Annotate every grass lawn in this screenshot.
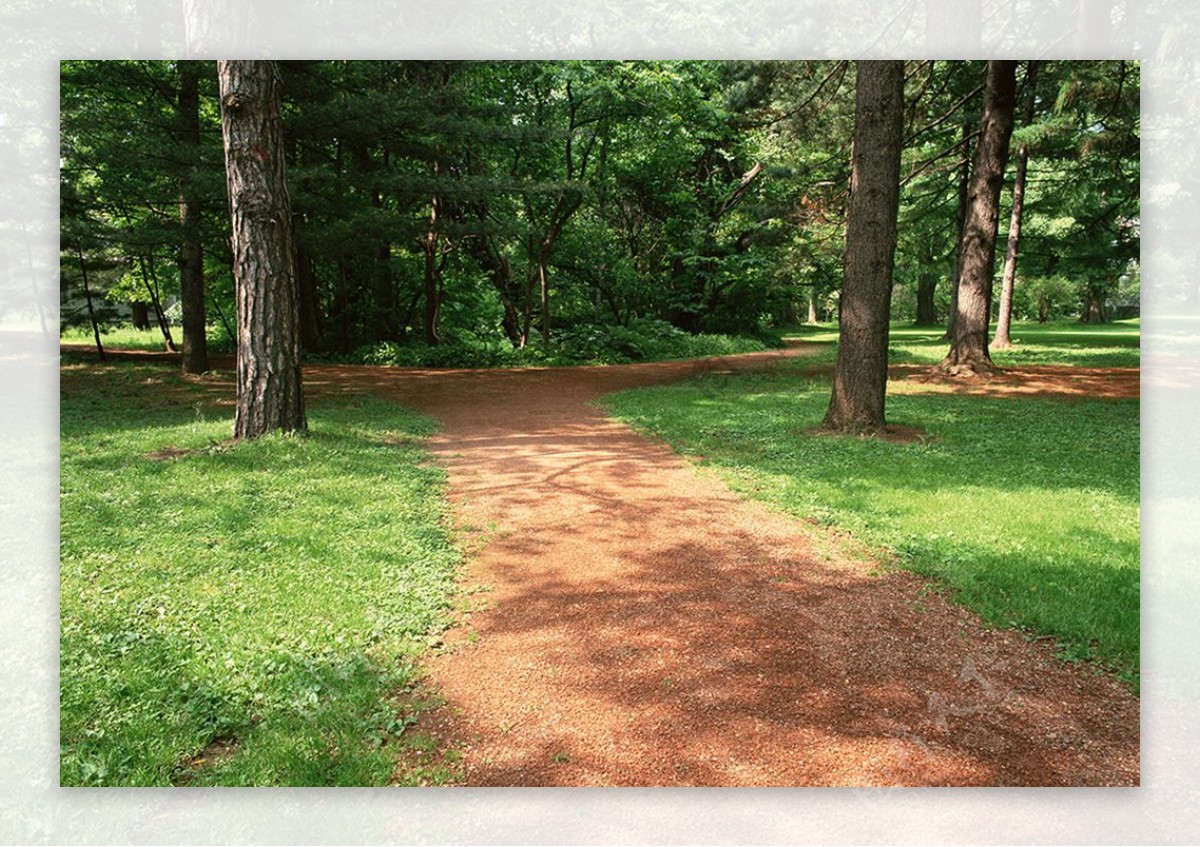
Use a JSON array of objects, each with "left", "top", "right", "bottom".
[
  {"left": 60, "top": 360, "right": 462, "bottom": 786},
  {"left": 61, "top": 323, "right": 234, "bottom": 353},
  {"left": 605, "top": 364, "right": 1140, "bottom": 689},
  {"left": 785, "top": 318, "right": 1141, "bottom": 369}
]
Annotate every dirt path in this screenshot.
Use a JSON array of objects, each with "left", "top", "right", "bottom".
[{"left": 300, "top": 349, "right": 1140, "bottom": 787}]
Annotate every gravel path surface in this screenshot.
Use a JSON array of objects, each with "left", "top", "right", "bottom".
[{"left": 304, "top": 349, "right": 1140, "bottom": 787}]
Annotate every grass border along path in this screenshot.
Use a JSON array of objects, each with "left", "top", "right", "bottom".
[
  {"left": 605, "top": 368, "right": 1140, "bottom": 691},
  {"left": 60, "top": 360, "right": 463, "bottom": 786}
]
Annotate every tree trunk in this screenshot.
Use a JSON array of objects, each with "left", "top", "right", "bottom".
[
  {"left": 1081, "top": 288, "right": 1109, "bottom": 323},
  {"left": 76, "top": 246, "right": 106, "bottom": 362},
  {"left": 295, "top": 241, "right": 323, "bottom": 352},
  {"left": 807, "top": 286, "right": 819, "bottom": 324},
  {"left": 218, "top": 59, "right": 307, "bottom": 438},
  {"left": 938, "top": 60, "right": 1018, "bottom": 376},
  {"left": 538, "top": 244, "right": 551, "bottom": 348},
  {"left": 138, "top": 254, "right": 178, "bottom": 352},
  {"left": 334, "top": 252, "right": 352, "bottom": 352},
  {"left": 178, "top": 60, "right": 208, "bottom": 374},
  {"left": 422, "top": 167, "right": 443, "bottom": 346},
  {"left": 915, "top": 239, "right": 938, "bottom": 325},
  {"left": 993, "top": 61, "right": 1039, "bottom": 351},
  {"left": 130, "top": 301, "right": 150, "bottom": 330},
  {"left": 944, "top": 120, "right": 973, "bottom": 340},
  {"left": 822, "top": 61, "right": 905, "bottom": 435}
]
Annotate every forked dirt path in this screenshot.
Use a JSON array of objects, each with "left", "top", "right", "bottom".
[{"left": 301, "top": 348, "right": 1140, "bottom": 787}]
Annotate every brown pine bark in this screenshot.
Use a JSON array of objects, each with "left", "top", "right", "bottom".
[
  {"left": 218, "top": 59, "right": 307, "bottom": 438},
  {"left": 178, "top": 60, "right": 208, "bottom": 374},
  {"left": 822, "top": 60, "right": 905, "bottom": 435},
  {"left": 993, "top": 61, "right": 1039, "bottom": 351},
  {"left": 938, "top": 60, "right": 1018, "bottom": 376}
]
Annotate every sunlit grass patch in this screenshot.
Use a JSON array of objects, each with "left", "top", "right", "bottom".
[
  {"left": 605, "top": 372, "right": 1139, "bottom": 689},
  {"left": 60, "top": 362, "right": 462, "bottom": 785},
  {"left": 785, "top": 319, "right": 1140, "bottom": 369}
]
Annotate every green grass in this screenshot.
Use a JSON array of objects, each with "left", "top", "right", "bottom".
[
  {"left": 60, "top": 361, "right": 463, "bottom": 785},
  {"left": 61, "top": 322, "right": 235, "bottom": 353},
  {"left": 785, "top": 319, "right": 1141, "bottom": 368},
  {"left": 605, "top": 373, "right": 1140, "bottom": 689}
]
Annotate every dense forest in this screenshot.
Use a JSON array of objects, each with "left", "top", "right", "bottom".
[{"left": 60, "top": 60, "right": 1139, "bottom": 370}]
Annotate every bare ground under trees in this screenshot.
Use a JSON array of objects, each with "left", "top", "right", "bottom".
[{"left": 64, "top": 343, "right": 1141, "bottom": 785}]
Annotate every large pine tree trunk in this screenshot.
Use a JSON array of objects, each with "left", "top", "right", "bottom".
[
  {"left": 822, "top": 60, "right": 905, "bottom": 435},
  {"left": 178, "top": 60, "right": 208, "bottom": 374},
  {"left": 993, "top": 61, "right": 1039, "bottom": 351},
  {"left": 939, "top": 60, "right": 1018, "bottom": 376},
  {"left": 218, "top": 59, "right": 307, "bottom": 438}
]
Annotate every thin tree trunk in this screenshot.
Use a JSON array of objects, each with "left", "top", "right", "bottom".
[
  {"left": 944, "top": 120, "right": 973, "bottom": 340},
  {"left": 218, "top": 59, "right": 306, "bottom": 438},
  {"left": 178, "top": 59, "right": 208, "bottom": 374},
  {"left": 423, "top": 163, "right": 443, "bottom": 346},
  {"left": 76, "top": 246, "right": 106, "bottom": 362},
  {"left": 295, "top": 241, "right": 322, "bottom": 351},
  {"left": 138, "top": 254, "right": 177, "bottom": 352},
  {"left": 334, "top": 252, "right": 351, "bottom": 352},
  {"left": 538, "top": 244, "right": 551, "bottom": 348},
  {"left": 822, "top": 60, "right": 905, "bottom": 435},
  {"left": 938, "top": 60, "right": 1018, "bottom": 376},
  {"left": 807, "top": 286, "right": 819, "bottom": 324},
  {"left": 210, "top": 292, "right": 235, "bottom": 345},
  {"left": 993, "top": 61, "right": 1039, "bottom": 351}
]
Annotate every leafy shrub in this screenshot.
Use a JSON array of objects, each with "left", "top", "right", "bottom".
[{"left": 340, "top": 320, "right": 779, "bottom": 369}]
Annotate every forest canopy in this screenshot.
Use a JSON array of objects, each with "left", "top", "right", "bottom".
[{"left": 59, "top": 60, "right": 1140, "bottom": 365}]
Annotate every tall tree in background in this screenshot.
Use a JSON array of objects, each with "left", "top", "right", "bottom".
[
  {"left": 218, "top": 59, "right": 307, "bottom": 438},
  {"left": 992, "top": 60, "right": 1040, "bottom": 350},
  {"left": 177, "top": 60, "right": 208, "bottom": 374},
  {"left": 822, "top": 61, "right": 905, "bottom": 435},
  {"left": 938, "top": 60, "right": 1018, "bottom": 376}
]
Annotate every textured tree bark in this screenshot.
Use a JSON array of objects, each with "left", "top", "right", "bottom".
[
  {"left": 178, "top": 60, "right": 208, "bottom": 374},
  {"left": 938, "top": 60, "right": 1018, "bottom": 376},
  {"left": 822, "top": 60, "right": 905, "bottom": 435},
  {"left": 993, "top": 61, "right": 1039, "bottom": 351},
  {"left": 218, "top": 59, "right": 307, "bottom": 438}
]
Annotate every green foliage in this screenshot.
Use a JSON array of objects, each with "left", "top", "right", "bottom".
[
  {"left": 61, "top": 60, "right": 1138, "bottom": 355},
  {"left": 347, "top": 319, "right": 778, "bottom": 368},
  {"left": 606, "top": 374, "right": 1140, "bottom": 688},
  {"left": 60, "top": 362, "right": 462, "bottom": 785}
]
